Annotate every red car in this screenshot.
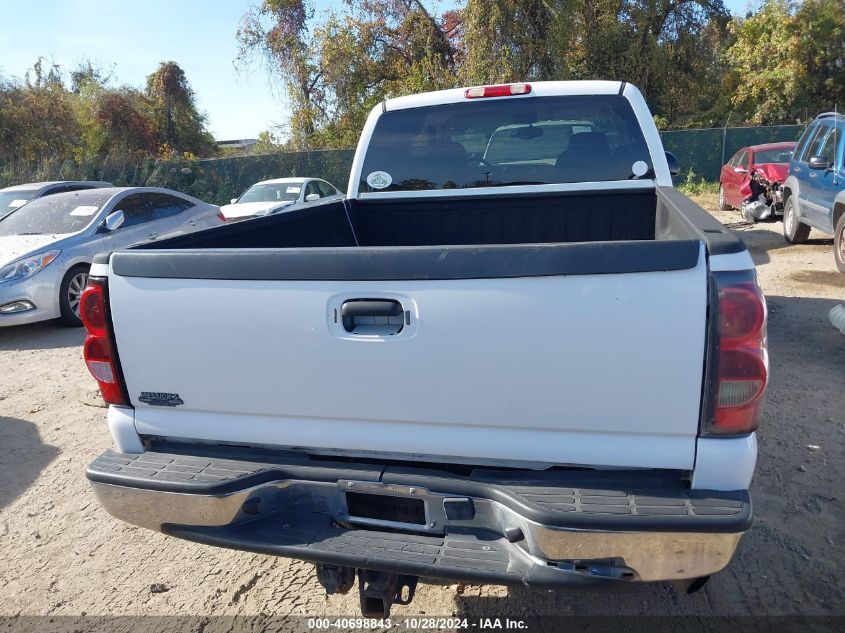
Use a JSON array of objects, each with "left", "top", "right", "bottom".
[{"left": 719, "top": 142, "right": 796, "bottom": 211}]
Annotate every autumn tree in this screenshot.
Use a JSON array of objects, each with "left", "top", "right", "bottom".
[
  {"left": 0, "top": 59, "right": 216, "bottom": 164},
  {"left": 145, "top": 61, "right": 216, "bottom": 156}
]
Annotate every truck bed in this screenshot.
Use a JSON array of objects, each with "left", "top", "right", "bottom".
[{"left": 137, "top": 187, "right": 743, "bottom": 255}]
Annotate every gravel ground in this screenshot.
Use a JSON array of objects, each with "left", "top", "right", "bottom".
[{"left": 0, "top": 193, "right": 843, "bottom": 629}]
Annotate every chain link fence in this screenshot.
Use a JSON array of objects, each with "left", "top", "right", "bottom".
[
  {"left": 1, "top": 125, "right": 806, "bottom": 204},
  {"left": 149, "top": 149, "right": 356, "bottom": 205},
  {"left": 660, "top": 124, "right": 804, "bottom": 182},
  {"left": 0, "top": 149, "right": 356, "bottom": 207}
]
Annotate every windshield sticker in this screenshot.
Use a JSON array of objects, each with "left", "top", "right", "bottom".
[
  {"left": 69, "top": 205, "right": 99, "bottom": 217},
  {"left": 632, "top": 161, "right": 649, "bottom": 177},
  {"left": 286, "top": 186, "right": 301, "bottom": 194},
  {"left": 8, "top": 199, "right": 28, "bottom": 209},
  {"left": 366, "top": 171, "right": 392, "bottom": 190}
]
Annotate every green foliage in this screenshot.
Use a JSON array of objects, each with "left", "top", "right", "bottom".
[
  {"left": 0, "top": 59, "right": 216, "bottom": 167},
  {"left": 676, "top": 169, "right": 720, "bottom": 195},
  {"left": 723, "top": 0, "right": 845, "bottom": 125},
  {"left": 237, "top": 0, "right": 740, "bottom": 147},
  {"left": 238, "top": 0, "right": 843, "bottom": 146},
  {"left": 238, "top": 0, "right": 459, "bottom": 150}
]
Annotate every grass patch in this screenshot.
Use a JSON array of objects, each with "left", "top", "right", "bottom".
[{"left": 676, "top": 170, "right": 719, "bottom": 196}]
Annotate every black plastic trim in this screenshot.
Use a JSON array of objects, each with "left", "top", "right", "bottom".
[
  {"left": 109, "top": 240, "right": 700, "bottom": 281},
  {"left": 655, "top": 187, "right": 747, "bottom": 256},
  {"left": 164, "top": 517, "right": 629, "bottom": 589}
]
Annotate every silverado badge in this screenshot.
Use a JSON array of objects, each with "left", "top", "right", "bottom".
[{"left": 139, "top": 392, "right": 184, "bottom": 407}]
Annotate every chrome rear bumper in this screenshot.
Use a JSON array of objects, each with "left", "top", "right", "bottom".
[{"left": 88, "top": 446, "right": 749, "bottom": 586}]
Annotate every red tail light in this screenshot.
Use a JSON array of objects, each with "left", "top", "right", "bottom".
[
  {"left": 465, "top": 83, "right": 531, "bottom": 99},
  {"left": 217, "top": 211, "right": 226, "bottom": 222},
  {"left": 707, "top": 271, "right": 768, "bottom": 435},
  {"left": 80, "top": 277, "right": 129, "bottom": 406}
]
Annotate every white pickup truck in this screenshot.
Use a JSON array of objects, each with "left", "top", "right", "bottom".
[{"left": 82, "top": 81, "right": 767, "bottom": 616}]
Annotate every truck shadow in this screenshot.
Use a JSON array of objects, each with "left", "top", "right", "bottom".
[
  {"left": 790, "top": 270, "right": 845, "bottom": 289},
  {"left": 0, "top": 321, "right": 85, "bottom": 351},
  {"left": 0, "top": 416, "right": 59, "bottom": 511},
  {"left": 722, "top": 219, "right": 833, "bottom": 266}
]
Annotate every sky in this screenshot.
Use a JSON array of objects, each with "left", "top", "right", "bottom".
[{"left": 1, "top": 0, "right": 755, "bottom": 141}]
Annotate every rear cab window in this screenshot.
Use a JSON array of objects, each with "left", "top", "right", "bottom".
[{"left": 359, "top": 95, "right": 652, "bottom": 192}]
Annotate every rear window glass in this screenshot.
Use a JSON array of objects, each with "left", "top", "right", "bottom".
[
  {"left": 359, "top": 95, "right": 652, "bottom": 192},
  {"left": 0, "top": 190, "right": 112, "bottom": 236},
  {"left": 0, "top": 190, "right": 37, "bottom": 221},
  {"left": 753, "top": 148, "right": 794, "bottom": 163},
  {"left": 238, "top": 183, "right": 301, "bottom": 203}
]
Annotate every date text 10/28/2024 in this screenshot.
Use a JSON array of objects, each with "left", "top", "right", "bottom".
[{"left": 307, "top": 617, "right": 529, "bottom": 630}]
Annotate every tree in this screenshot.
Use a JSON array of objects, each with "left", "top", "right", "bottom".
[
  {"left": 238, "top": 0, "right": 738, "bottom": 146},
  {"left": 460, "top": 0, "right": 573, "bottom": 84},
  {"left": 723, "top": 0, "right": 845, "bottom": 125},
  {"left": 237, "top": 0, "right": 459, "bottom": 149},
  {"left": 0, "top": 58, "right": 217, "bottom": 166},
  {"left": 253, "top": 129, "right": 284, "bottom": 153},
  {"left": 145, "top": 61, "right": 216, "bottom": 155},
  {"left": 0, "top": 59, "right": 80, "bottom": 161}
]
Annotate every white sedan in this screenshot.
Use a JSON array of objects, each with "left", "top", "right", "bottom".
[{"left": 220, "top": 177, "right": 344, "bottom": 222}]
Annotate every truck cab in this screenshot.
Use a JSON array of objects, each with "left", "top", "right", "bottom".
[{"left": 782, "top": 112, "right": 845, "bottom": 271}]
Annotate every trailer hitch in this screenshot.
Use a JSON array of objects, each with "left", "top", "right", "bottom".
[{"left": 357, "top": 570, "right": 418, "bottom": 617}]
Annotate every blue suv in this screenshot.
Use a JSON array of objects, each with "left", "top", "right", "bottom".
[{"left": 782, "top": 112, "right": 845, "bottom": 272}]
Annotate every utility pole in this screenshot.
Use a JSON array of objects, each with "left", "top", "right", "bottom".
[{"left": 721, "top": 111, "right": 734, "bottom": 167}]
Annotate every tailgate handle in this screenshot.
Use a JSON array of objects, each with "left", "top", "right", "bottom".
[{"left": 341, "top": 299, "right": 405, "bottom": 335}]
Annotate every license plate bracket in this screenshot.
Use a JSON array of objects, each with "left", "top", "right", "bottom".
[{"left": 345, "top": 491, "right": 426, "bottom": 526}]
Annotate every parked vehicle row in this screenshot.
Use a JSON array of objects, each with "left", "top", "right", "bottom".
[
  {"left": 0, "top": 175, "right": 345, "bottom": 327},
  {"left": 0, "top": 187, "right": 222, "bottom": 326},
  {"left": 719, "top": 142, "right": 795, "bottom": 219},
  {"left": 718, "top": 113, "right": 845, "bottom": 272}
]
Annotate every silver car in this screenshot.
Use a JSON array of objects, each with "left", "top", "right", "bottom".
[
  {"left": 220, "top": 177, "right": 344, "bottom": 222},
  {"left": 0, "top": 181, "right": 112, "bottom": 222},
  {"left": 0, "top": 187, "right": 222, "bottom": 327}
]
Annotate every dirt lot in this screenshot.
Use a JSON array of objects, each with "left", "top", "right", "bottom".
[{"left": 1, "top": 193, "right": 843, "bottom": 628}]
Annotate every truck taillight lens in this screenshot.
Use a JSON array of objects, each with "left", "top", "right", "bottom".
[
  {"left": 708, "top": 271, "right": 768, "bottom": 435},
  {"left": 80, "top": 277, "right": 129, "bottom": 406},
  {"left": 464, "top": 83, "right": 531, "bottom": 99}
]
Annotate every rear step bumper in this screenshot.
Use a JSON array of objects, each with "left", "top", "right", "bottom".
[{"left": 86, "top": 446, "right": 751, "bottom": 587}]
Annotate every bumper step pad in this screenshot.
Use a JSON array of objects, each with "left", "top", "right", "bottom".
[{"left": 165, "top": 511, "right": 614, "bottom": 587}]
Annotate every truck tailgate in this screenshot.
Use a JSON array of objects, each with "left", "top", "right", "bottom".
[{"left": 106, "top": 244, "right": 708, "bottom": 470}]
